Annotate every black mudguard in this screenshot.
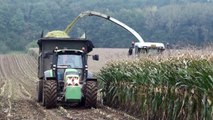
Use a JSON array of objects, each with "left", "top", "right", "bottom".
[{"left": 87, "top": 71, "right": 97, "bottom": 81}]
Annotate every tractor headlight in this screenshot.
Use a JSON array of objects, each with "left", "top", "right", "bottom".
[
  {"left": 67, "top": 79, "right": 72, "bottom": 85},
  {"left": 73, "top": 78, "right": 79, "bottom": 85}
]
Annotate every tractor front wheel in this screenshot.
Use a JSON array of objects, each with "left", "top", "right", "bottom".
[
  {"left": 43, "top": 80, "right": 57, "bottom": 109},
  {"left": 84, "top": 81, "right": 97, "bottom": 108}
]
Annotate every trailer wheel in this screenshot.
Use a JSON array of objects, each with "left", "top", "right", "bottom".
[
  {"left": 43, "top": 80, "right": 57, "bottom": 109},
  {"left": 36, "top": 80, "right": 43, "bottom": 102},
  {"left": 85, "top": 81, "right": 97, "bottom": 108}
]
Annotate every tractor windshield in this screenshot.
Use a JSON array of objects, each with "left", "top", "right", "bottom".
[{"left": 57, "top": 54, "right": 83, "bottom": 68}]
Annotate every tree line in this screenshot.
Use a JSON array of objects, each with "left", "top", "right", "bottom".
[{"left": 0, "top": 0, "right": 212, "bottom": 53}]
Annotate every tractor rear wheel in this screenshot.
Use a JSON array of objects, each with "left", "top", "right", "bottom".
[
  {"left": 36, "top": 80, "right": 43, "bottom": 102},
  {"left": 85, "top": 81, "right": 97, "bottom": 108},
  {"left": 43, "top": 80, "right": 57, "bottom": 109}
]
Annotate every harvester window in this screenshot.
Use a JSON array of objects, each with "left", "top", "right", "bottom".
[
  {"left": 148, "top": 49, "right": 159, "bottom": 54},
  {"left": 138, "top": 48, "right": 148, "bottom": 54},
  {"left": 57, "top": 55, "right": 83, "bottom": 68}
]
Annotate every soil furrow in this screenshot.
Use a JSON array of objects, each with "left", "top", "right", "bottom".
[
  {"left": 6, "top": 78, "right": 12, "bottom": 119},
  {"left": 0, "top": 55, "right": 45, "bottom": 119},
  {"left": 13, "top": 55, "right": 37, "bottom": 82},
  {"left": 0, "top": 80, "right": 12, "bottom": 119},
  {"left": 0, "top": 80, "right": 6, "bottom": 96}
]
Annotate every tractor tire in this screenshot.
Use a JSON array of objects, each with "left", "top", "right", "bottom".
[
  {"left": 43, "top": 80, "right": 57, "bottom": 109},
  {"left": 84, "top": 81, "right": 97, "bottom": 108},
  {"left": 36, "top": 80, "right": 43, "bottom": 102}
]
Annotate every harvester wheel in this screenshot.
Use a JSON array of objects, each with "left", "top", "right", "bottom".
[
  {"left": 36, "top": 80, "right": 43, "bottom": 102},
  {"left": 85, "top": 81, "right": 97, "bottom": 108},
  {"left": 43, "top": 80, "right": 57, "bottom": 109}
]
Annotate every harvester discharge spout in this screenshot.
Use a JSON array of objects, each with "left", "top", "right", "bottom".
[{"left": 64, "top": 11, "right": 145, "bottom": 43}]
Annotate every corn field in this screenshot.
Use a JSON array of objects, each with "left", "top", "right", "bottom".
[{"left": 98, "top": 52, "right": 213, "bottom": 120}]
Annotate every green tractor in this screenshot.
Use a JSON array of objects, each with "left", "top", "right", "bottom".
[{"left": 36, "top": 38, "right": 99, "bottom": 108}]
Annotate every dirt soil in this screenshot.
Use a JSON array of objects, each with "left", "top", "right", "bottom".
[{"left": 0, "top": 53, "right": 137, "bottom": 120}]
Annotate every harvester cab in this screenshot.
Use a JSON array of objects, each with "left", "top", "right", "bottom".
[
  {"left": 128, "top": 42, "right": 165, "bottom": 56},
  {"left": 36, "top": 38, "right": 99, "bottom": 109}
]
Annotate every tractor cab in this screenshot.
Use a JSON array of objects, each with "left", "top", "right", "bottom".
[
  {"left": 57, "top": 53, "right": 83, "bottom": 85},
  {"left": 52, "top": 49, "right": 85, "bottom": 82}
]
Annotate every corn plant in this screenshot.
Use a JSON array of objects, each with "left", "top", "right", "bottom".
[{"left": 98, "top": 54, "right": 213, "bottom": 119}]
